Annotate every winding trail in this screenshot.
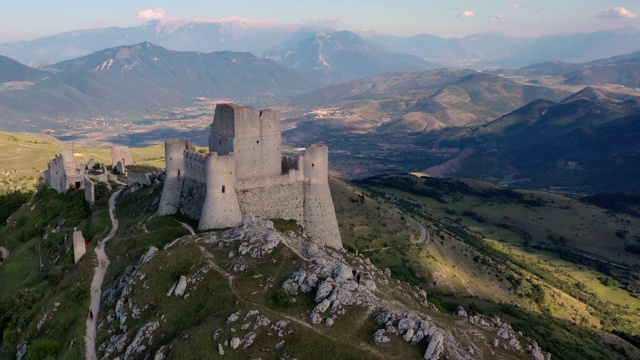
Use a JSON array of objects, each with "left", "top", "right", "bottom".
[
  {"left": 85, "top": 188, "right": 123, "bottom": 360},
  {"left": 176, "top": 221, "right": 195, "bottom": 236},
  {"left": 361, "top": 209, "right": 428, "bottom": 253}
]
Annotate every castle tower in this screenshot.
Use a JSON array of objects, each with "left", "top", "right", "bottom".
[
  {"left": 158, "top": 138, "right": 194, "bottom": 215},
  {"left": 198, "top": 153, "right": 242, "bottom": 230},
  {"left": 209, "top": 104, "right": 281, "bottom": 180},
  {"left": 302, "top": 144, "right": 342, "bottom": 249}
]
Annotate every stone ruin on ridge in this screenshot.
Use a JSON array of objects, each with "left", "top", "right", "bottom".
[{"left": 158, "top": 103, "right": 343, "bottom": 249}]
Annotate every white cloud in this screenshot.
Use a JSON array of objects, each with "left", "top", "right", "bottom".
[
  {"left": 508, "top": 4, "right": 528, "bottom": 10},
  {"left": 457, "top": 10, "right": 476, "bottom": 19},
  {"left": 489, "top": 15, "right": 506, "bottom": 23},
  {"left": 136, "top": 8, "right": 167, "bottom": 20},
  {"left": 597, "top": 7, "right": 638, "bottom": 19}
]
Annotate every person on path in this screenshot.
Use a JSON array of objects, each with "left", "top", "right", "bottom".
[
  {"left": 356, "top": 273, "right": 361, "bottom": 286},
  {"left": 352, "top": 269, "right": 357, "bottom": 279},
  {"left": 89, "top": 311, "right": 93, "bottom": 320}
]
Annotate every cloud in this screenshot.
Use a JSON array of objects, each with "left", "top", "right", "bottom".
[
  {"left": 597, "top": 7, "right": 638, "bottom": 19},
  {"left": 508, "top": 4, "right": 528, "bottom": 10},
  {"left": 136, "top": 8, "right": 167, "bottom": 20},
  {"left": 489, "top": 15, "right": 506, "bottom": 23},
  {"left": 457, "top": 10, "right": 476, "bottom": 19}
]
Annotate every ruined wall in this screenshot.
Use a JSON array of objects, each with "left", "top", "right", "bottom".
[
  {"left": 199, "top": 153, "right": 242, "bottom": 230},
  {"left": 210, "top": 104, "right": 281, "bottom": 180},
  {"left": 158, "top": 139, "right": 194, "bottom": 215},
  {"left": 111, "top": 146, "right": 133, "bottom": 166},
  {"left": 236, "top": 171, "right": 305, "bottom": 223},
  {"left": 45, "top": 149, "right": 77, "bottom": 193},
  {"left": 84, "top": 177, "right": 95, "bottom": 204},
  {"left": 127, "top": 173, "right": 151, "bottom": 186},
  {"left": 302, "top": 144, "right": 342, "bottom": 249},
  {"left": 73, "top": 230, "right": 86, "bottom": 264},
  {"left": 115, "top": 161, "right": 126, "bottom": 175}
]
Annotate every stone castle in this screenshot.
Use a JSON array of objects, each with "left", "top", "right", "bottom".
[{"left": 158, "top": 103, "right": 342, "bottom": 249}]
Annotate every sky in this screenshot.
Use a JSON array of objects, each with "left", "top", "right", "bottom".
[{"left": 2, "top": 1, "right": 640, "bottom": 43}]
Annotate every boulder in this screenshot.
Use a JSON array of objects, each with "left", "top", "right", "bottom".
[
  {"left": 242, "top": 331, "right": 256, "bottom": 349},
  {"left": 174, "top": 276, "right": 188, "bottom": 297},
  {"left": 454, "top": 305, "right": 467, "bottom": 318},
  {"left": 332, "top": 264, "right": 352, "bottom": 282},
  {"left": 315, "top": 280, "right": 334, "bottom": 302},
  {"left": 230, "top": 337, "right": 240, "bottom": 349},
  {"left": 314, "top": 299, "right": 331, "bottom": 314},
  {"left": 364, "top": 280, "right": 376, "bottom": 292},
  {"left": 372, "top": 329, "right": 391, "bottom": 344},
  {"left": 423, "top": 331, "right": 444, "bottom": 360}
]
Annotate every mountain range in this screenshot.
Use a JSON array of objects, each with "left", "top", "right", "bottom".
[
  {"left": 4, "top": 19, "right": 640, "bottom": 69},
  {"left": 263, "top": 30, "right": 437, "bottom": 81},
  {"left": 429, "top": 87, "right": 640, "bottom": 192},
  {"left": 0, "top": 43, "right": 317, "bottom": 131},
  {"left": 288, "top": 69, "right": 570, "bottom": 133}
]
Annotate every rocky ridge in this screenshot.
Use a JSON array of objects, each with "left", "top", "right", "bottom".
[{"left": 95, "top": 216, "right": 551, "bottom": 359}]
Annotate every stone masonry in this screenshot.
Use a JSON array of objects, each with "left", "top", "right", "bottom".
[{"left": 158, "top": 103, "right": 342, "bottom": 249}]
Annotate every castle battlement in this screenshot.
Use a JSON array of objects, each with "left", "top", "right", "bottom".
[{"left": 159, "top": 103, "right": 342, "bottom": 249}]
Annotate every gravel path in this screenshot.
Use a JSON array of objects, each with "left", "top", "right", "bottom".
[{"left": 85, "top": 188, "right": 123, "bottom": 360}]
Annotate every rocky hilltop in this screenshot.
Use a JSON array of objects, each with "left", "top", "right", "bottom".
[{"left": 96, "top": 203, "right": 551, "bottom": 359}]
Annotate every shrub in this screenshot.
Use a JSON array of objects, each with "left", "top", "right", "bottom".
[
  {"left": 25, "top": 338, "right": 60, "bottom": 360},
  {"left": 68, "top": 284, "right": 89, "bottom": 303},
  {"left": 272, "top": 289, "right": 295, "bottom": 308}
]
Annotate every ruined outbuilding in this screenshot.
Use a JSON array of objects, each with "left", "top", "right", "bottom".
[
  {"left": 111, "top": 146, "right": 133, "bottom": 167},
  {"left": 158, "top": 103, "right": 342, "bottom": 249},
  {"left": 42, "top": 149, "right": 87, "bottom": 193}
]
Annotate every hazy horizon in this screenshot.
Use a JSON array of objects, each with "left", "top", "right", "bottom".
[{"left": 2, "top": 1, "right": 640, "bottom": 43}]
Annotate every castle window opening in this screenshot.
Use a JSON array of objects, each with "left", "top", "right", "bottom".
[
  {"left": 257, "top": 140, "right": 259, "bottom": 144},
  {"left": 222, "top": 185, "right": 226, "bottom": 193}
]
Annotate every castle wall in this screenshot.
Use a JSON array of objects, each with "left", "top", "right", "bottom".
[
  {"left": 111, "top": 146, "right": 133, "bottom": 166},
  {"left": 179, "top": 177, "right": 207, "bottom": 220},
  {"left": 84, "top": 177, "right": 95, "bottom": 203},
  {"left": 158, "top": 139, "right": 194, "bottom": 215},
  {"left": 236, "top": 171, "right": 305, "bottom": 223},
  {"left": 302, "top": 144, "right": 342, "bottom": 249},
  {"left": 184, "top": 151, "right": 208, "bottom": 183},
  {"left": 199, "top": 153, "right": 242, "bottom": 230}
]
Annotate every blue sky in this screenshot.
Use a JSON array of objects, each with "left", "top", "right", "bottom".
[{"left": 2, "top": 1, "right": 640, "bottom": 42}]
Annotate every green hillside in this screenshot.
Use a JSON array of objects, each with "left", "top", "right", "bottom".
[{"left": 2, "top": 132, "right": 640, "bottom": 360}]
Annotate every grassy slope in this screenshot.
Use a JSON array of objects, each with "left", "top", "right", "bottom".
[
  {"left": 0, "top": 131, "right": 166, "bottom": 194},
  {"left": 352, "top": 174, "right": 640, "bottom": 358},
  {"left": 0, "top": 188, "right": 114, "bottom": 358}
]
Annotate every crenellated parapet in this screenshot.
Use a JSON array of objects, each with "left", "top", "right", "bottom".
[{"left": 184, "top": 151, "right": 208, "bottom": 183}]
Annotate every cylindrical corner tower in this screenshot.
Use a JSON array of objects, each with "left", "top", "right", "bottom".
[
  {"left": 158, "top": 138, "right": 193, "bottom": 215},
  {"left": 303, "top": 144, "right": 343, "bottom": 249},
  {"left": 198, "top": 153, "right": 243, "bottom": 230}
]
